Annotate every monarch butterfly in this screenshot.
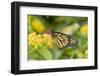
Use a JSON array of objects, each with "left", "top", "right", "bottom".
[{"left": 51, "top": 31, "right": 78, "bottom": 49}]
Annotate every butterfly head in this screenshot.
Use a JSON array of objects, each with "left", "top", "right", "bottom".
[
  {"left": 44, "top": 29, "right": 52, "bottom": 34},
  {"left": 43, "top": 29, "right": 55, "bottom": 38},
  {"left": 51, "top": 30, "right": 56, "bottom": 37}
]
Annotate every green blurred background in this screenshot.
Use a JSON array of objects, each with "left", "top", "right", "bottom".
[{"left": 28, "top": 15, "right": 88, "bottom": 61}]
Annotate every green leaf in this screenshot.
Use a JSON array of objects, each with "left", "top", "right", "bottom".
[
  {"left": 37, "top": 47, "right": 52, "bottom": 60},
  {"left": 28, "top": 51, "right": 46, "bottom": 60},
  {"left": 51, "top": 45, "right": 64, "bottom": 59},
  {"left": 28, "top": 44, "right": 36, "bottom": 54},
  {"left": 28, "top": 45, "right": 52, "bottom": 60}
]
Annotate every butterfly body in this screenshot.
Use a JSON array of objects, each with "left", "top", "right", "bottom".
[{"left": 51, "top": 31, "right": 78, "bottom": 49}]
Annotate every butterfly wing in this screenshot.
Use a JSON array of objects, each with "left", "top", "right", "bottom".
[
  {"left": 53, "top": 32, "right": 70, "bottom": 48},
  {"left": 51, "top": 31, "right": 78, "bottom": 49}
]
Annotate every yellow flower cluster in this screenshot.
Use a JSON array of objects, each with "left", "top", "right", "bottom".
[
  {"left": 32, "top": 19, "right": 45, "bottom": 33},
  {"left": 28, "top": 32, "right": 53, "bottom": 49},
  {"left": 80, "top": 24, "right": 88, "bottom": 36}
]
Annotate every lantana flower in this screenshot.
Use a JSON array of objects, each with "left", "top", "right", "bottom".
[
  {"left": 28, "top": 32, "right": 53, "bottom": 49},
  {"left": 80, "top": 24, "right": 88, "bottom": 36}
]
